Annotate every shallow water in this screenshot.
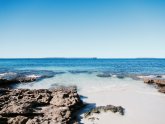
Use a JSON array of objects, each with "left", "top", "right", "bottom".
[{"left": 1, "top": 58, "right": 165, "bottom": 124}]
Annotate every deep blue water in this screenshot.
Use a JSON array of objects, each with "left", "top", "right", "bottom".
[{"left": 0, "top": 58, "right": 165, "bottom": 75}]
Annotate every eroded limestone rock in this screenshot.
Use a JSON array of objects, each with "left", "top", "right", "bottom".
[{"left": 0, "top": 87, "right": 83, "bottom": 124}]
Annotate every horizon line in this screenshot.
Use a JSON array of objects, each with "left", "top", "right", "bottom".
[{"left": 0, "top": 57, "right": 165, "bottom": 59}]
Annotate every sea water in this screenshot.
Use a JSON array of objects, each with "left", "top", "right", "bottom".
[
  {"left": 0, "top": 58, "right": 165, "bottom": 90},
  {"left": 0, "top": 58, "right": 165, "bottom": 74},
  {"left": 0, "top": 58, "right": 165, "bottom": 124}
]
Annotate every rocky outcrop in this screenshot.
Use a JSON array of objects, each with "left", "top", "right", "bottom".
[
  {"left": 0, "top": 86, "right": 84, "bottom": 124},
  {"left": 144, "top": 78, "right": 165, "bottom": 86},
  {"left": 84, "top": 105, "right": 125, "bottom": 118},
  {"left": 143, "top": 77, "right": 165, "bottom": 93},
  {"left": 0, "top": 70, "right": 64, "bottom": 87}
]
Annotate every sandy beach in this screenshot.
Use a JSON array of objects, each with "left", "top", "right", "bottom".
[{"left": 80, "top": 84, "right": 165, "bottom": 124}]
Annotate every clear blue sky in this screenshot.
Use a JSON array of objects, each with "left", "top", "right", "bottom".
[{"left": 0, "top": 0, "right": 165, "bottom": 58}]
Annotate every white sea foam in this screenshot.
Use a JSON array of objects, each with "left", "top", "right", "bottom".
[
  {"left": 137, "top": 75, "right": 155, "bottom": 79},
  {"left": 137, "top": 75, "right": 165, "bottom": 79},
  {"left": 0, "top": 72, "right": 17, "bottom": 78},
  {"left": 26, "top": 74, "right": 41, "bottom": 78}
]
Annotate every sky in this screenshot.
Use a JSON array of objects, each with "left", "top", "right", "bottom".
[{"left": 0, "top": 0, "right": 165, "bottom": 58}]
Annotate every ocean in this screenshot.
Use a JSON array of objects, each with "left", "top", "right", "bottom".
[
  {"left": 0, "top": 58, "right": 165, "bottom": 75},
  {"left": 0, "top": 58, "right": 164, "bottom": 92}
]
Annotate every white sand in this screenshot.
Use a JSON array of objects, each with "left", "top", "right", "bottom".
[{"left": 79, "top": 80, "right": 165, "bottom": 124}]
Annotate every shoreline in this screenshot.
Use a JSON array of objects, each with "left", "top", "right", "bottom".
[
  {"left": 0, "top": 86, "right": 126, "bottom": 124},
  {"left": 0, "top": 71, "right": 165, "bottom": 124}
]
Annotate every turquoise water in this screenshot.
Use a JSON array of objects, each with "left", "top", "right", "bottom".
[
  {"left": 0, "top": 58, "right": 165, "bottom": 75},
  {"left": 0, "top": 58, "right": 165, "bottom": 89}
]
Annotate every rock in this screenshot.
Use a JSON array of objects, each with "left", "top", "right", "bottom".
[
  {"left": 156, "top": 75, "right": 162, "bottom": 78},
  {"left": 0, "top": 70, "right": 56, "bottom": 86},
  {"left": 144, "top": 78, "right": 165, "bottom": 86},
  {"left": 144, "top": 79, "right": 155, "bottom": 84},
  {"left": 84, "top": 105, "right": 125, "bottom": 118},
  {"left": 116, "top": 75, "right": 125, "bottom": 79},
  {"left": 116, "top": 106, "right": 125, "bottom": 115},
  {"left": 0, "top": 87, "right": 84, "bottom": 124},
  {"left": 8, "top": 116, "right": 28, "bottom": 124},
  {"left": 88, "top": 117, "right": 99, "bottom": 121},
  {"left": 143, "top": 77, "right": 165, "bottom": 94},
  {"left": 69, "top": 70, "right": 92, "bottom": 74},
  {"left": 154, "top": 79, "right": 165, "bottom": 87},
  {"left": 96, "top": 73, "right": 111, "bottom": 78},
  {"left": 159, "top": 87, "right": 165, "bottom": 93}
]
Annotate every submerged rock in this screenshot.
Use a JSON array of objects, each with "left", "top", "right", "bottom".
[
  {"left": 156, "top": 75, "right": 162, "bottom": 78},
  {"left": 84, "top": 105, "right": 125, "bottom": 118},
  {"left": 0, "top": 87, "right": 84, "bottom": 124},
  {"left": 68, "top": 70, "right": 92, "bottom": 74},
  {"left": 0, "top": 70, "right": 57, "bottom": 86},
  {"left": 96, "top": 73, "right": 112, "bottom": 78},
  {"left": 116, "top": 75, "right": 125, "bottom": 79}
]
